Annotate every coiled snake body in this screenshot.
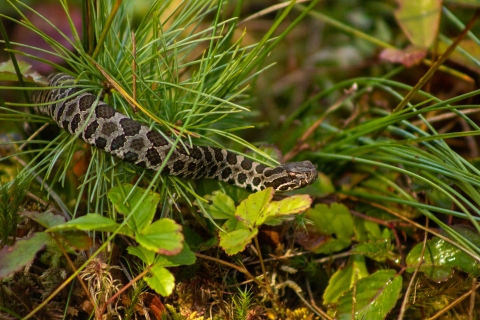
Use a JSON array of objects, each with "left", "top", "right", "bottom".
[{"left": 33, "top": 73, "right": 317, "bottom": 191}]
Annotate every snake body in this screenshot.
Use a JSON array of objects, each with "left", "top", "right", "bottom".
[{"left": 33, "top": 73, "right": 317, "bottom": 191}]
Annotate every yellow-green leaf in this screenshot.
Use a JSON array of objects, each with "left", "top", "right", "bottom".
[
  {"left": 108, "top": 184, "right": 160, "bottom": 232},
  {"left": 145, "top": 265, "right": 175, "bottom": 297},
  {"left": 235, "top": 188, "right": 273, "bottom": 228},
  {"left": 267, "top": 194, "right": 312, "bottom": 216},
  {"left": 138, "top": 218, "right": 184, "bottom": 255},
  {"left": 394, "top": 0, "right": 441, "bottom": 48},
  {"left": 219, "top": 228, "right": 258, "bottom": 255},
  {"left": 204, "top": 191, "right": 236, "bottom": 219}
]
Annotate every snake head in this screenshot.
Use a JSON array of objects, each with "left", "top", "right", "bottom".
[{"left": 265, "top": 160, "right": 318, "bottom": 192}]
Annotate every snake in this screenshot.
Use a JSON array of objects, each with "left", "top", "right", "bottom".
[{"left": 32, "top": 73, "right": 317, "bottom": 192}]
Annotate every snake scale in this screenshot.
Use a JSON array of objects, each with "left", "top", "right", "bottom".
[{"left": 33, "top": 73, "right": 317, "bottom": 192}]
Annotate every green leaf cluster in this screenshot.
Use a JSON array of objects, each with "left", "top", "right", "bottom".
[
  {"left": 301, "top": 203, "right": 393, "bottom": 255},
  {"left": 204, "top": 188, "right": 312, "bottom": 255},
  {"left": 49, "top": 184, "right": 194, "bottom": 296}
]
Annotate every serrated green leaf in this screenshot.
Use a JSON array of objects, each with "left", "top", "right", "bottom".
[
  {"left": 108, "top": 184, "right": 160, "bottom": 232},
  {"left": 204, "top": 191, "right": 236, "bottom": 219},
  {"left": 222, "top": 216, "right": 242, "bottom": 233},
  {"left": 307, "top": 203, "right": 354, "bottom": 239},
  {"left": 235, "top": 188, "right": 273, "bottom": 228},
  {"left": 270, "top": 194, "right": 312, "bottom": 216},
  {"left": 128, "top": 242, "right": 195, "bottom": 267},
  {"left": 127, "top": 245, "right": 156, "bottom": 265},
  {"left": 137, "top": 218, "right": 183, "bottom": 255},
  {"left": 336, "top": 269, "right": 402, "bottom": 320},
  {"left": 145, "top": 265, "right": 175, "bottom": 297},
  {"left": 263, "top": 194, "right": 312, "bottom": 225},
  {"left": 219, "top": 228, "right": 258, "bottom": 255},
  {"left": 303, "top": 203, "right": 354, "bottom": 254},
  {"left": 323, "top": 255, "right": 369, "bottom": 304},
  {"left": 46, "top": 213, "right": 133, "bottom": 237},
  {"left": 352, "top": 239, "right": 400, "bottom": 263},
  {"left": 206, "top": 183, "right": 250, "bottom": 204},
  {"left": 352, "top": 215, "right": 384, "bottom": 242},
  {"left": 155, "top": 243, "right": 196, "bottom": 267},
  {"left": 406, "top": 236, "right": 480, "bottom": 281},
  {"left": 0, "top": 232, "right": 50, "bottom": 279}
]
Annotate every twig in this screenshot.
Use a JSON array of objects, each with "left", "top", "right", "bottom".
[
  {"left": 253, "top": 235, "right": 273, "bottom": 296},
  {"left": 397, "top": 219, "right": 429, "bottom": 320},
  {"left": 99, "top": 266, "right": 152, "bottom": 316},
  {"left": 280, "top": 279, "right": 328, "bottom": 319},
  {"left": 411, "top": 108, "right": 480, "bottom": 126},
  {"left": 313, "top": 251, "right": 351, "bottom": 264},
  {"left": 195, "top": 253, "right": 265, "bottom": 288},
  {"left": 18, "top": 123, "right": 49, "bottom": 151},
  {"left": 352, "top": 268, "right": 358, "bottom": 319},
  {"left": 392, "top": 8, "right": 480, "bottom": 114},
  {"left": 306, "top": 278, "right": 332, "bottom": 319},
  {"left": 52, "top": 234, "right": 95, "bottom": 314},
  {"left": 468, "top": 277, "right": 476, "bottom": 320},
  {"left": 245, "top": 250, "right": 310, "bottom": 265}
]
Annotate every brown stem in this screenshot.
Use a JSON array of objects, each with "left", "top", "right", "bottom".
[
  {"left": 253, "top": 235, "right": 273, "bottom": 296},
  {"left": 398, "top": 220, "right": 429, "bottom": 320},
  {"left": 52, "top": 235, "right": 96, "bottom": 314},
  {"left": 98, "top": 266, "right": 151, "bottom": 316},
  {"left": 194, "top": 253, "right": 265, "bottom": 287}
]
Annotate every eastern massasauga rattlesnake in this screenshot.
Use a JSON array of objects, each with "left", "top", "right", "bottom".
[{"left": 33, "top": 73, "right": 317, "bottom": 192}]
